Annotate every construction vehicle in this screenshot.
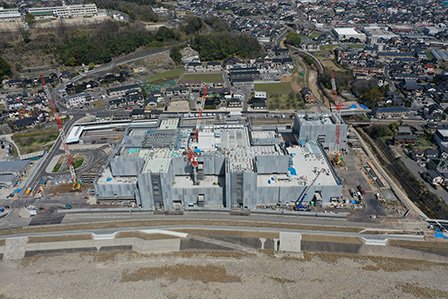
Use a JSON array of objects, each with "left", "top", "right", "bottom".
[
  {"left": 330, "top": 68, "right": 344, "bottom": 167},
  {"left": 40, "top": 76, "right": 81, "bottom": 191},
  {"left": 294, "top": 171, "right": 322, "bottom": 211}
]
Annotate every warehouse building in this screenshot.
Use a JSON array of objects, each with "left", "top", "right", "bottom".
[
  {"left": 332, "top": 27, "right": 367, "bottom": 42},
  {"left": 95, "top": 115, "right": 343, "bottom": 210},
  {"left": 0, "top": 160, "right": 30, "bottom": 188}
]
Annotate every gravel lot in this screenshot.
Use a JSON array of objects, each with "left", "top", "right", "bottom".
[{"left": 1, "top": 250, "right": 448, "bottom": 299}]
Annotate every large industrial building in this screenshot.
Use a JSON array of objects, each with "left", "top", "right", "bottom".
[
  {"left": 26, "top": 4, "right": 98, "bottom": 19},
  {"left": 94, "top": 114, "right": 345, "bottom": 210},
  {"left": 332, "top": 27, "right": 367, "bottom": 42},
  {"left": 0, "top": 7, "right": 21, "bottom": 22},
  {"left": 294, "top": 113, "right": 347, "bottom": 151},
  {"left": 0, "top": 160, "right": 29, "bottom": 188}
]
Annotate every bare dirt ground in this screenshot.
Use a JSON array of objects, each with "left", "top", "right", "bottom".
[
  {"left": 1, "top": 250, "right": 447, "bottom": 299},
  {"left": 308, "top": 69, "right": 323, "bottom": 103}
]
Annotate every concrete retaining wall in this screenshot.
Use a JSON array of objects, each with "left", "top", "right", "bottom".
[{"left": 1, "top": 236, "right": 182, "bottom": 260}]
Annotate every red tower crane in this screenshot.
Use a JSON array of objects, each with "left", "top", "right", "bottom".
[
  {"left": 186, "top": 146, "right": 199, "bottom": 185},
  {"left": 40, "top": 75, "right": 80, "bottom": 190},
  {"left": 194, "top": 85, "right": 209, "bottom": 142},
  {"left": 330, "top": 68, "right": 342, "bottom": 160}
]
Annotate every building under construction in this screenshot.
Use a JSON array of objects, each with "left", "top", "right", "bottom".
[{"left": 94, "top": 114, "right": 345, "bottom": 210}]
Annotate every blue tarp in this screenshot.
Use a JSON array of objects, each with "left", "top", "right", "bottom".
[
  {"left": 349, "top": 104, "right": 357, "bottom": 109},
  {"left": 360, "top": 104, "right": 369, "bottom": 109},
  {"left": 434, "top": 230, "right": 448, "bottom": 240},
  {"left": 194, "top": 148, "right": 201, "bottom": 153},
  {"left": 106, "top": 178, "right": 112, "bottom": 182},
  {"left": 288, "top": 167, "right": 297, "bottom": 176}
]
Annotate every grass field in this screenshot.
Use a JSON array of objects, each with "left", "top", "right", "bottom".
[
  {"left": 321, "top": 59, "right": 344, "bottom": 71},
  {"left": 52, "top": 162, "right": 62, "bottom": 173},
  {"left": 74, "top": 156, "right": 84, "bottom": 169},
  {"left": 413, "top": 135, "right": 434, "bottom": 150},
  {"left": 254, "top": 82, "right": 293, "bottom": 95},
  {"left": 12, "top": 127, "right": 59, "bottom": 154},
  {"left": 148, "top": 68, "right": 185, "bottom": 83},
  {"left": 320, "top": 44, "right": 339, "bottom": 51},
  {"left": 308, "top": 32, "right": 321, "bottom": 39},
  {"left": 180, "top": 72, "right": 224, "bottom": 83},
  {"left": 255, "top": 83, "right": 304, "bottom": 110},
  {"left": 344, "top": 43, "right": 365, "bottom": 49}
]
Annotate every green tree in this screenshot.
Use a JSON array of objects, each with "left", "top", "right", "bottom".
[
  {"left": 204, "top": 16, "right": 230, "bottom": 32},
  {"left": 155, "top": 26, "right": 179, "bottom": 42},
  {"left": 92, "top": 0, "right": 157, "bottom": 22},
  {"left": 22, "top": 30, "right": 31, "bottom": 44},
  {"left": 170, "top": 47, "right": 182, "bottom": 64},
  {"left": 24, "top": 13, "right": 35, "bottom": 25},
  {"left": 182, "top": 16, "right": 204, "bottom": 35},
  {"left": 191, "top": 32, "right": 263, "bottom": 61},
  {"left": 369, "top": 125, "right": 394, "bottom": 140},
  {"left": 285, "top": 31, "right": 301, "bottom": 47},
  {"left": 321, "top": 68, "right": 352, "bottom": 92},
  {"left": 0, "top": 56, "right": 11, "bottom": 79}
]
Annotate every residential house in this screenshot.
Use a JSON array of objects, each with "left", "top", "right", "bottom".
[
  {"left": 107, "top": 83, "right": 141, "bottom": 98},
  {"left": 434, "top": 128, "right": 448, "bottom": 152},
  {"left": 424, "top": 149, "right": 439, "bottom": 160},
  {"left": 428, "top": 158, "right": 448, "bottom": 173},
  {"left": 300, "top": 87, "right": 316, "bottom": 104},
  {"left": 64, "top": 92, "right": 92, "bottom": 108},
  {"left": 421, "top": 170, "right": 444, "bottom": 185}
]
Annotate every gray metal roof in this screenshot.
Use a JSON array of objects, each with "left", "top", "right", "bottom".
[
  {"left": 0, "top": 160, "right": 29, "bottom": 175},
  {"left": 0, "top": 174, "right": 16, "bottom": 185}
]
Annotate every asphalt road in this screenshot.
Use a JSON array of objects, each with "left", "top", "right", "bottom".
[
  {"left": 398, "top": 148, "right": 448, "bottom": 202},
  {"left": 0, "top": 213, "right": 424, "bottom": 243},
  {"left": 50, "top": 46, "right": 173, "bottom": 102}
]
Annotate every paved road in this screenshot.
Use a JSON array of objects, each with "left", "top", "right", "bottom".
[
  {"left": 59, "top": 210, "right": 425, "bottom": 231},
  {"left": 348, "top": 119, "right": 438, "bottom": 126},
  {"left": 50, "top": 47, "right": 173, "bottom": 102},
  {"left": 353, "top": 128, "right": 427, "bottom": 219},
  {"left": 0, "top": 219, "right": 424, "bottom": 243},
  {"left": 12, "top": 114, "right": 83, "bottom": 207},
  {"left": 398, "top": 148, "right": 448, "bottom": 202}
]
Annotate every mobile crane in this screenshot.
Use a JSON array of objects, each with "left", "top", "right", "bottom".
[
  {"left": 294, "top": 170, "right": 322, "bottom": 211},
  {"left": 330, "top": 68, "right": 344, "bottom": 166},
  {"left": 41, "top": 75, "right": 81, "bottom": 191}
]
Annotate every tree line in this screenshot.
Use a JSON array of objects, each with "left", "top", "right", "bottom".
[
  {"left": 55, "top": 22, "right": 179, "bottom": 66},
  {"left": 191, "top": 32, "right": 263, "bottom": 61},
  {"left": 91, "top": 0, "right": 158, "bottom": 22},
  {"left": 0, "top": 56, "right": 11, "bottom": 80}
]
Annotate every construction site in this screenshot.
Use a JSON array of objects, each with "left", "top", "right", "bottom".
[{"left": 93, "top": 113, "right": 346, "bottom": 210}]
